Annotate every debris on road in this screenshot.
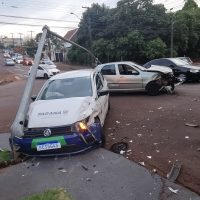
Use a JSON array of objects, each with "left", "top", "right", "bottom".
[
  {"left": 139, "top": 162, "right": 145, "bottom": 166},
  {"left": 157, "top": 107, "right": 163, "bottom": 110},
  {"left": 129, "top": 140, "right": 133, "bottom": 143},
  {"left": 120, "top": 150, "right": 126, "bottom": 155},
  {"left": 137, "top": 134, "right": 142, "bottom": 137},
  {"left": 110, "top": 142, "right": 128, "bottom": 154},
  {"left": 185, "top": 136, "right": 190, "bottom": 139},
  {"left": 167, "top": 161, "right": 182, "bottom": 182},
  {"left": 94, "top": 171, "right": 99, "bottom": 174},
  {"left": 116, "top": 121, "right": 120, "bottom": 124},
  {"left": 185, "top": 123, "right": 199, "bottom": 128},
  {"left": 147, "top": 156, "right": 152, "bottom": 159},
  {"left": 168, "top": 187, "right": 179, "bottom": 194},
  {"left": 81, "top": 164, "right": 89, "bottom": 171},
  {"left": 126, "top": 123, "right": 131, "bottom": 126},
  {"left": 86, "top": 178, "right": 92, "bottom": 182},
  {"left": 58, "top": 167, "right": 67, "bottom": 173},
  {"left": 153, "top": 169, "right": 157, "bottom": 173}
]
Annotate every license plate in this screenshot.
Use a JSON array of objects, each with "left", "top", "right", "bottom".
[{"left": 36, "top": 142, "right": 61, "bottom": 151}]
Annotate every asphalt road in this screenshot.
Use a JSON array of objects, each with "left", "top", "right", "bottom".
[{"left": 0, "top": 54, "right": 200, "bottom": 196}]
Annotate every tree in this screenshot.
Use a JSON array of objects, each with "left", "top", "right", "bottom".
[{"left": 145, "top": 38, "right": 167, "bottom": 60}]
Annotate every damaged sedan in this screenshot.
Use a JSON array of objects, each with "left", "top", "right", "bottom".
[
  {"left": 96, "top": 61, "right": 176, "bottom": 96},
  {"left": 11, "top": 69, "right": 109, "bottom": 156}
]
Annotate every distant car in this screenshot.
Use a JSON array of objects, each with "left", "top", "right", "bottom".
[
  {"left": 23, "top": 58, "right": 33, "bottom": 66},
  {"left": 40, "top": 60, "right": 57, "bottom": 68},
  {"left": 144, "top": 58, "right": 200, "bottom": 82},
  {"left": 11, "top": 69, "right": 109, "bottom": 156},
  {"left": 96, "top": 61, "right": 176, "bottom": 96},
  {"left": 3, "top": 53, "right": 10, "bottom": 58},
  {"left": 28, "top": 65, "right": 60, "bottom": 79},
  {"left": 15, "top": 56, "right": 23, "bottom": 64},
  {"left": 11, "top": 53, "right": 23, "bottom": 62},
  {"left": 5, "top": 59, "right": 15, "bottom": 66}
]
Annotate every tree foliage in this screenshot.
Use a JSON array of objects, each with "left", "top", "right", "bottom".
[{"left": 68, "top": 0, "right": 200, "bottom": 64}]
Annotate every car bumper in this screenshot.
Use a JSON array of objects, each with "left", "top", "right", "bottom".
[
  {"left": 187, "top": 72, "right": 200, "bottom": 81},
  {"left": 10, "top": 123, "right": 102, "bottom": 156}
]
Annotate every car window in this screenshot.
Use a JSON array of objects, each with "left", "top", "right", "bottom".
[
  {"left": 95, "top": 74, "right": 103, "bottom": 91},
  {"left": 101, "top": 64, "right": 116, "bottom": 75},
  {"left": 38, "top": 77, "right": 92, "bottom": 100},
  {"left": 38, "top": 66, "right": 43, "bottom": 70},
  {"left": 118, "top": 64, "right": 138, "bottom": 75}
]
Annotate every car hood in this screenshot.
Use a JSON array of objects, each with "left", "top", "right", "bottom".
[
  {"left": 28, "top": 96, "right": 94, "bottom": 128},
  {"left": 181, "top": 65, "right": 200, "bottom": 70},
  {"left": 145, "top": 65, "right": 172, "bottom": 74},
  {"left": 45, "top": 68, "right": 60, "bottom": 73}
]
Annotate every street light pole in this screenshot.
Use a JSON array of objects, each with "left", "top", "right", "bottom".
[
  {"left": 170, "top": 21, "right": 174, "bottom": 58},
  {"left": 28, "top": 30, "right": 34, "bottom": 40},
  {"left": 10, "top": 33, "right": 14, "bottom": 46},
  {"left": 18, "top": 33, "right": 23, "bottom": 46}
]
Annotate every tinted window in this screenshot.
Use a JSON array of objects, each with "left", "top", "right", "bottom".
[
  {"left": 118, "top": 64, "right": 138, "bottom": 75},
  {"left": 38, "top": 77, "right": 92, "bottom": 100},
  {"left": 101, "top": 64, "right": 116, "bottom": 75}
]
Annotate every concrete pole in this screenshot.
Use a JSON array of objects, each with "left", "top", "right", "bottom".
[
  {"left": 170, "top": 21, "right": 174, "bottom": 58},
  {"left": 10, "top": 26, "right": 48, "bottom": 157},
  {"left": 18, "top": 33, "right": 23, "bottom": 46},
  {"left": 10, "top": 33, "right": 14, "bottom": 46}
]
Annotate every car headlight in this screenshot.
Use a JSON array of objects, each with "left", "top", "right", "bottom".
[
  {"left": 190, "top": 69, "right": 199, "bottom": 73},
  {"left": 75, "top": 121, "right": 88, "bottom": 133}
]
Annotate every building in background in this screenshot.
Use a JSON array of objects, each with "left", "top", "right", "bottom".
[{"left": 1, "top": 37, "right": 23, "bottom": 47}]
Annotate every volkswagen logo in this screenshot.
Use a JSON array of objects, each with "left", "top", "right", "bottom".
[{"left": 43, "top": 129, "right": 51, "bottom": 137}]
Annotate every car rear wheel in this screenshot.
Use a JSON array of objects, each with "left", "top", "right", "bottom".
[
  {"left": 145, "top": 81, "right": 161, "bottom": 96},
  {"left": 178, "top": 74, "right": 186, "bottom": 82},
  {"left": 44, "top": 73, "right": 48, "bottom": 79}
]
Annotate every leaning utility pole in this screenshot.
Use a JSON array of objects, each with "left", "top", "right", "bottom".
[
  {"left": 10, "top": 33, "right": 14, "bottom": 46},
  {"left": 18, "top": 33, "right": 23, "bottom": 46}
]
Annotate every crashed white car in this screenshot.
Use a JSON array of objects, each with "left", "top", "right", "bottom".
[
  {"left": 96, "top": 61, "right": 176, "bottom": 95},
  {"left": 12, "top": 69, "right": 109, "bottom": 156}
]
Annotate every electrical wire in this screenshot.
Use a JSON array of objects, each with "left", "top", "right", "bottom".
[{"left": 0, "top": 14, "right": 79, "bottom": 23}]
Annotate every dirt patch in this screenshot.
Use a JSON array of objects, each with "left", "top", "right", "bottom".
[
  {"left": 104, "top": 87, "right": 200, "bottom": 195},
  {"left": 0, "top": 70, "right": 21, "bottom": 86}
]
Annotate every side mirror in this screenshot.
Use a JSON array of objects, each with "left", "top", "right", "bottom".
[
  {"left": 31, "top": 95, "right": 37, "bottom": 101},
  {"left": 98, "top": 90, "right": 109, "bottom": 97}
]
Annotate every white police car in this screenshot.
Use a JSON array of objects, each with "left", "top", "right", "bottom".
[{"left": 12, "top": 69, "right": 109, "bottom": 156}]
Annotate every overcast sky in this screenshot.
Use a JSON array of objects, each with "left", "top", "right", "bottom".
[{"left": 0, "top": 0, "right": 199, "bottom": 39}]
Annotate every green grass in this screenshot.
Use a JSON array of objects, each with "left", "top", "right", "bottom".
[
  {"left": 21, "top": 188, "right": 74, "bottom": 200},
  {"left": 0, "top": 150, "right": 12, "bottom": 163}
]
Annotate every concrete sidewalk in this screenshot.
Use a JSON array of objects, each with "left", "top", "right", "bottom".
[{"left": 0, "top": 133, "right": 199, "bottom": 200}]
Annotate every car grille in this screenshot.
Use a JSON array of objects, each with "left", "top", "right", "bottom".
[{"left": 24, "top": 125, "right": 72, "bottom": 138}]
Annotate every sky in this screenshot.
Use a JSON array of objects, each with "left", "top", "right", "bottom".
[{"left": 0, "top": 0, "right": 199, "bottom": 39}]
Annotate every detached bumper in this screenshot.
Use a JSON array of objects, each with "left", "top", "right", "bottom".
[{"left": 10, "top": 123, "right": 102, "bottom": 156}]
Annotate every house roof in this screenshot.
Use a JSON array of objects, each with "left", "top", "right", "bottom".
[{"left": 64, "top": 28, "right": 78, "bottom": 41}]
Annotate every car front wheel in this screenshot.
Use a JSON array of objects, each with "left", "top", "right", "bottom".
[
  {"left": 145, "top": 81, "right": 161, "bottom": 96},
  {"left": 44, "top": 73, "right": 48, "bottom": 79}
]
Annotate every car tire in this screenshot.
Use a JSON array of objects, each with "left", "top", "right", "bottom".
[
  {"left": 44, "top": 73, "right": 48, "bottom": 79},
  {"left": 95, "top": 117, "right": 105, "bottom": 147},
  {"left": 145, "top": 81, "right": 161, "bottom": 96},
  {"left": 177, "top": 74, "right": 187, "bottom": 83}
]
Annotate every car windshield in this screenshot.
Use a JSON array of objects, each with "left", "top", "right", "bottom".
[
  {"left": 130, "top": 62, "right": 146, "bottom": 71},
  {"left": 170, "top": 58, "right": 188, "bottom": 66},
  {"left": 38, "top": 76, "right": 92, "bottom": 100}
]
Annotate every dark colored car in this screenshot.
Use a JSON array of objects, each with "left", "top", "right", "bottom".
[{"left": 144, "top": 58, "right": 200, "bottom": 82}]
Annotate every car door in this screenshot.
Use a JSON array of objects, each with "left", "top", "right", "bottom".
[
  {"left": 100, "top": 64, "right": 120, "bottom": 90},
  {"left": 95, "top": 72, "right": 109, "bottom": 125},
  {"left": 117, "top": 63, "right": 143, "bottom": 90},
  {"left": 37, "top": 66, "right": 44, "bottom": 77}
]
